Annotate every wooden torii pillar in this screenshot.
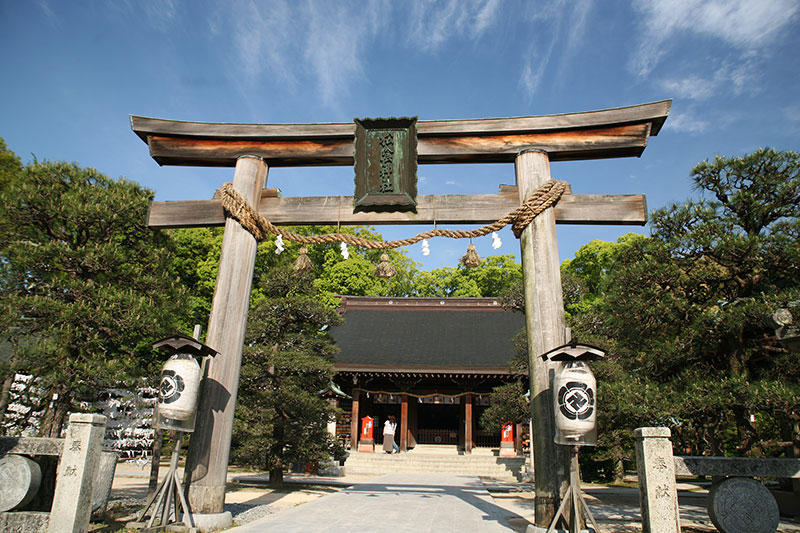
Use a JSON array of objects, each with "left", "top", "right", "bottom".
[{"left": 131, "top": 100, "right": 670, "bottom": 527}]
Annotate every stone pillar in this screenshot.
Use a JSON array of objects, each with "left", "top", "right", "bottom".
[
  {"left": 515, "top": 149, "right": 569, "bottom": 526},
  {"left": 635, "top": 427, "right": 681, "bottom": 533},
  {"left": 184, "top": 155, "right": 268, "bottom": 518},
  {"left": 48, "top": 413, "right": 106, "bottom": 533}
]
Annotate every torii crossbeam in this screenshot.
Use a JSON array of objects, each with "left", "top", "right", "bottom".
[{"left": 132, "top": 100, "right": 670, "bottom": 529}]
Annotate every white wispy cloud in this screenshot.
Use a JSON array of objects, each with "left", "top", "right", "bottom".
[
  {"left": 221, "top": 0, "right": 392, "bottom": 107},
  {"left": 519, "top": 0, "right": 593, "bottom": 98},
  {"left": 665, "top": 111, "right": 709, "bottom": 134},
  {"left": 408, "top": 0, "right": 500, "bottom": 51},
  {"left": 142, "top": 0, "right": 179, "bottom": 32},
  {"left": 304, "top": 1, "right": 387, "bottom": 106},
  {"left": 658, "top": 58, "right": 763, "bottom": 102},
  {"left": 660, "top": 75, "right": 716, "bottom": 100},
  {"left": 224, "top": 0, "right": 295, "bottom": 87},
  {"left": 631, "top": 0, "right": 799, "bottom": 78},
  {"left": 36, "top": 0, "right": 59, "bottom": 27}
]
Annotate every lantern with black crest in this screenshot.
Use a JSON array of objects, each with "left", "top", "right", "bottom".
[
  {"left": 541, "top": 342, "right": 605, "bottom": 447},
  {"left": 151, "top": 333, "right": 218, "bottom": 433}
]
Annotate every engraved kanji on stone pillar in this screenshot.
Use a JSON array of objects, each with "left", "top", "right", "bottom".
[
  {"left": 48, "top": 413, "right": 107, "bottom": 533},
  {"left": 635, "top": 427, "right": 681, "bottom": 533}
]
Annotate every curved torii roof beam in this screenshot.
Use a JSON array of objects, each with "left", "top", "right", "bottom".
[{"left": 131, "top": 100, "right": 670, "bottom": 167}]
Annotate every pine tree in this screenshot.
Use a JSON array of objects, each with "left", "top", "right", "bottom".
[
  {"left": 0, "top": 158, "right": 188, "bottom": 436},
  {"left": 232, "top": 265, "right": 342, "bottom": 486}
]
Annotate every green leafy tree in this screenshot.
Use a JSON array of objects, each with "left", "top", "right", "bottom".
[
  {"left": 170, "top": 225, "right": 421, "bottom": 319},
  {"left": 479, "top": 381, "right": 529, "bottom": 432},
  {"left": 0, "top": 138, "right": 24, "bottom": 421},
  {"left": 232, "top": 265, "right": 342, "bottom": 486},
  {"left": 560, "top": 235, "right": 644, "bottom": 318},
  {"left": 0, "top": 159, "right": 188, "bottom": 436},
  {"left": 580, "top": 148, "right": 800, "bottom": 468},
  {"left": 416, "top": 254, "right": 522, "bottom": 298},
  {"left": 0, "top": 138, "right": 22, "bottom": 192}
]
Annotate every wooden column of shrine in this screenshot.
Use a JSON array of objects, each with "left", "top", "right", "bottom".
[
  {"left": 464, "top": 392, "right": 474, "bottom": 454},
  {"left": 350, "top": 388, "right": 360, "bottom": 450},
  {"left": 400, "top": 394, "right": 409, "bottom": 452}
]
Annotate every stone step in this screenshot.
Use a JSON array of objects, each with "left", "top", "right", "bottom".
[
  {"left": 343, "top": 452, "right": 528, "bottom": 481},
  {"left": 345, "top": 454, "right": 525, "bottom": 464}
]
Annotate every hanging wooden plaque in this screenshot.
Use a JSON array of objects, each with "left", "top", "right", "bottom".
[{"left": 353, "top": 117, "right": 418, "bottom": 212}]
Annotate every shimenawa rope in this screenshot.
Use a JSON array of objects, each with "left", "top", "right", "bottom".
[{"left": 216, "top": 179, "right": 568, "bottom": 249}]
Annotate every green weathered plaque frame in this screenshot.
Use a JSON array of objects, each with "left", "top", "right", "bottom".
[{"left": 353, "top": 116, "right": 418, "bottom": 212}]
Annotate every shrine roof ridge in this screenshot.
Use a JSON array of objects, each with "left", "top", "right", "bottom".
[{"left": 336, "top": 295, "right": 508, "bottom": 312}]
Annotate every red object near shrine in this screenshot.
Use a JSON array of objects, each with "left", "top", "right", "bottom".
[
  {"left": 358, "top": 415, "right": 375, "bottom": 452},
  {"left": 501, "top": 423, "right": 514, "bottom": 443},
  {"left": 500, "top": 422, "right": 516, "bottom": 457},
  {"left": 361, "top": 416, "right": 374, "bottom": 440}
]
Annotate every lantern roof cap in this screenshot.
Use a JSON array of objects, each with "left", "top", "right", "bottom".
[
  {"left": 541, "top": 342, "right": 606, "bottom": 361},
  {"left": 152, "top": 333, "right": 219, "bottom": 358}
]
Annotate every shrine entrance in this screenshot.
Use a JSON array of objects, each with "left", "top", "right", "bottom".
[
  {"left": 417, "top": 400, "right": 459, "bottom": 445},
  {"left": 132, "top": 99, "right": 670, "bottom": 528}
]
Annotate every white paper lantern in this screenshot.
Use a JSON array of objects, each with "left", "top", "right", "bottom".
[
  {"left": 553, "top": 361, "right": 597, "bottom": 445},
  {"left": 157, "top": 354, "right": 201, "bottom": 431}
]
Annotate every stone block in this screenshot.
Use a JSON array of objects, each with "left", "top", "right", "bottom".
[
  {"left": 183, "top": 511, "right": 232, "bottom": 532},
  {"left": 47, "top": 413, "right": 106, "bottom": 533},
  {"left": 0, "top": 511, "right": 49, "bottom": 532},
  {"left": 635, "top": 427, "right": 680, "bottom": 533},
  {"left": 91, "top": 450, "right": 118, "bottom": 513},
  {"left": 0, "top": 437, "right": 63, "bottom": 457},
  {"left": 708, "top": 477, "right": 779, "bottom": 533},
  {"left": 673, "top": 456, "right": 800, "bottom": 479},
  {"left": 0, "top": 455, "right": 42, "bottom": 512}
]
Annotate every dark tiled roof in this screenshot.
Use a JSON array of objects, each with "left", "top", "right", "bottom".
[{"left": 329, "top": 297, "right": 525, "bottom": 369}]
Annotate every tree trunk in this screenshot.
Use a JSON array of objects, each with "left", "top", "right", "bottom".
[
  {"left": 38, "top": 386, "right": 58, "bottom": 437},
  {"left": 0, "top": 364, "right": 17, "bottom": 435},
  {"left": 48, "top": 389, "right": 71, "bottom": 438},
  {"left": 39, "top": 386, "right": 71, "bottom": 438},
  {"left": 613, "top": 454, "right": 625, "bottom": 484},
  {"left": 269, "top": 416, "right": 285, "bottom": 487},
  {"left": 269, "top": 464, "right": 283, "bottom": 487},
  {"left": 148, "top": 429, "right": 164, "bottom": 496}
]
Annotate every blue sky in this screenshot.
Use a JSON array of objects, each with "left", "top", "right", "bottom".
[{"left": 2, "top": 0, "right": 799, "bottom": 270}]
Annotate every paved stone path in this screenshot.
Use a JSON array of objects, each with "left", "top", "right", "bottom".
[{"left": 228, "top": 473, "right": 523, "bottom": 532}]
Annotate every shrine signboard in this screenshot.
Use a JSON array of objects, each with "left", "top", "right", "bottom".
[{"left": 354, "top": 116, "right": 418, "bottom": 212}]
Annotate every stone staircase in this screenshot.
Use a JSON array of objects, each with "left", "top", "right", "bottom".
[{"left": 343, "top": 447, "right": 529, "bottom": 481}]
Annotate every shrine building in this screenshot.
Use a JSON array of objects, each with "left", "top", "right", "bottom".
[{"left": 329, "top": 296, "right": 526, "bottom": 454}]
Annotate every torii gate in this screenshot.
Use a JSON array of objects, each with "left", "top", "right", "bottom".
[{"left": 132, "top": 100, "right": 670, "bottom": 528}]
